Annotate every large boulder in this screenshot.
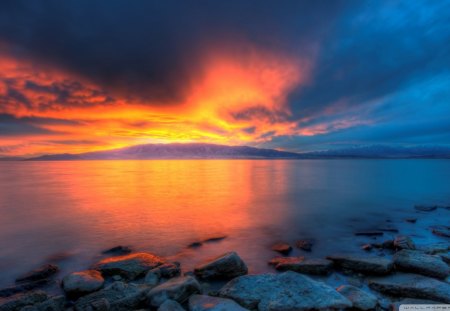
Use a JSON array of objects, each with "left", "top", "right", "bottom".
[
  {"left": 194, "top": 252, "right": 248, "bottom": 280},
  {"left": 394, "top": 250, "right": 449, "bottom": 279},
  {"left": 336, "top": 285, "right": 378, "bottom": 310},
  {"left": 326, "top": 254, "right": 393, "bottom": 275},
  {"left": 145, "top": 262, "right": 182, "bottom": 286},
  {"left": 158, "top": 299, "right": 185, "bottom": 311},
  {"left": 92, "top": 252, "right": 165, "bottom": 279},
  {"left": 0, "top": 291, "right": 48, "bottom": 311},
  {"left": 268, "top": 257, "right": 332, "bottom": 275},
  {"left": 369, "top": 273, "right": 450, "bottom": 303},
  {"left": 62, "top": 270, "right": 105, "bottom": 296},
  {"left": 146, "top": 276, "right": 201, "bottom": 308},
  {"left": 189, "top": 295, "right": 249, "bottom": 311},
  {"left": 74, "top": 281, "right": 148, "bottom": 311},
  {"left": 219, "top": 271, "right": 351, "bottom": 311}
]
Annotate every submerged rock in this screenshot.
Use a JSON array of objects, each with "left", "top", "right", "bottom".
[
  {"left": 417, "top": 242, "right": 450, "bottom": 254},
  {"left": 219, "top": 271, "right": 351, "bottom": 311},
  {"left": 189, "top": 295, "right": 249, "bottom": 311},
  {"left": 327, "top": 254, "right": 393, "bottom": 275},
  {"left": 158, "top": 299, "right": 185, "bottom": 311},
  {"left": 415, "top": 205, "right": 438, "bottom": 212},
  {"left": 62, "top": 270, "right": 105, "bottom": 296},
  {"left": 0, "top": 280, "right": 51, "bottom": 298},
  {"left": 394, "top": 250, "right": 449, "bottom": 279},
  {"left": 393, "top": 236, "right": 415, "bottom": 250},
  {"left": 361, "top": 244, "right": 373, "bottom": 251},
  {"left": 269, "top": 257, "right": 332, "bottom": 275},
  {"left": 369, "top": 273, "right": 450, "bottom": 303},
  {"left": 194, "top": 252, "right": 248, "bottom": 280},
  {"left": 405, "top": 218, "right": 417, "bottom": 223},
  {"left": 15, "top": 264, "right": 59, "bottom": 284},
  {"left": 271, "top": 243, "right": 292, "bottom": 255},
  {"left": 354, "top": 231, "right": 384, "bottom": 236},
  {"left": 336, "top": 285, "right": 378, "bottom": 310},
  {"left": 440, "top": 252, "right": 450, "bottom": 264},
  {"left": 146, "top": 276, "right": 201, "bottom": 307},
  {"left": 0, "top": 291, "right": 48, "bottom": 311},
  {"left": 74, "top": 281, "right": 147, "bottom": 311},
  {"left": 92, "top": 252, "right": 165, "bottom": 279},
  {"left": 102, "top": 246, "right": 132, "bottom": 256},
  {"left": 296, "top": 239, "right": 314, "bottom": 251},
  {"left": 203, "top": 236, "right": 227, "bottom": 243},
  {"left": 431, "top": 225, "right": 450, "bottom": 238}
]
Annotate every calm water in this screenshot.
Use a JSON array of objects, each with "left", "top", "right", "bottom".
[{"left": 0, "top": 159, "right": 449, "bottom": 288}]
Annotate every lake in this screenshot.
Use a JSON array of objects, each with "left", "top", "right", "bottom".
[{"left": 0, "top": 159, "right": 449, "bottom": 288}]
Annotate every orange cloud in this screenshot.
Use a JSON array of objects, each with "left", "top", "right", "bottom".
[{"left": 0, "top": 45, "right": 311, "bottom": 156}]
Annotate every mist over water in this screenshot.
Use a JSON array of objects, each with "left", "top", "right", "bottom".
[{"left": 0, "top": 159, "right": 449, "bottom": 288}]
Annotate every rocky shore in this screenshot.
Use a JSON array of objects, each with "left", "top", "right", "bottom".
[{"left": 1, "top": 204, "right": 449, "bottom": 311}]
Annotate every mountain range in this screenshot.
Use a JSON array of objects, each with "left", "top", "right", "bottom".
[{"left": 2, "top": 143, "right": 450, "bottom": 160}]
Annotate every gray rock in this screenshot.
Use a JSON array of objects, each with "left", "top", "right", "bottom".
[
  {"left": 0, "top": 291, "right": 48, "bottom": 311},
  {"left": 394, "top": 250, "right": 449, "bottom": 279},
  {"left": 271, "top": 243, "right": 292, "bottom": 255},
  {"left": 146, "top": 276, "right": 201, "bottom": 307},
  {"left": 23, "top": 295, "right": 66, "bottom": 311},
  {"left": 15, "top": 265, "right": 59, "bottom": 284},
  {"left": 393, "top": 236, "right": 415, "bottom": 250},
  {"left": 92, "top": 252, "right": 165, "bottom": 280},
  {"left": 415, "top": 205, "right": 438, "bottom": 212},
  {"left": 336, "top": 285, "right": 378, "bottom": 310},
  {"left": 74, "top": 281, "right": 147, "bottom": 311},
  {"left": 369, "top": 273, "right": 450, "bottom": 303},
  {"left": 326, "top": 254, "right": 393, "bottom": 275},
  {"left": 189, "top": 295, "right": 249, "bottom": 311},
  {"left": 194, "top": 252, "right": 247, "bottom": 280},
  {"left": 219, "top": 271, "right": 351, "bottom": 311},
  {"left": 269, "top": 257, "right": 332, "bottom": 275},
  {"left": 62, "top": 270, "right": 105, "bottom": 296},
  {"left": 158, "top": 299, "right": 185, "bottom": 311},
  {"left": 145, "top": 262, "right": 181, "bottom": 286}
]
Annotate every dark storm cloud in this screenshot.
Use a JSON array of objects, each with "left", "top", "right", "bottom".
[
  {"left": 0, "top": 113, "right": 77, "bottom": 136},
  {"left": 0, "top": 0, "right": 347, "bottom": 102}
]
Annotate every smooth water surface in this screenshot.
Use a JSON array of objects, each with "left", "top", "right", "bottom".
[{"left": 1, "top": 159, "right": 449, "bottom": 287}]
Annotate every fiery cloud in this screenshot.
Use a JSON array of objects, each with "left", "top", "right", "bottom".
[{"left": 0, "top": 45, "right": 310, "bottom": 156}]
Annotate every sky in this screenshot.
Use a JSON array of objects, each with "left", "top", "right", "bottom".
[{"left": 0, "top": 0, "right": 449, "bottom": 156}]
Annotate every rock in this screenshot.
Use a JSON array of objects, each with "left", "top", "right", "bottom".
[
  {"left": 92, "top": 252, "right": 165, "bottom": 280},
  {"left": 62, "top": 270, "right": 105, "bottom": 296},
  {"left": 102, "top": 246, "right": 132, "bottom": 256},
  {"left": 336, "top": 285, "right": 378, "bottom": 310},
  {"left": 145, "top": 262, "right": 181, "bottom": 286},
  {"left": 415, "top": 205, "right": 438, "bottom": 212},
  {"left": 22, "top": 295, "right": 66, "bottom": 311},
  {"left": 15, "top": 264, "right": 59, "bottom": 283},
  {"left": 440, "top": 252, "right": 450, "bottom": 264},
  {"left": 219, "top": 271, "right": 351, "bottom": 311},
  {"left": 417, "top": 242, "right": 450, "bottom": 254},
  {"left": 0, "top": 280, "right": 51, "bottom": 298},
  {"left": 355, "top": 231, "right": 384, "bottom": 236},
  {"left": 158, "top": 299, "right": 185, "bottom": 311},
  {"left": 0, "top": 291, "right": 48, "bottom": 311},
  {"left": 271, "top": 243, "right": 292, "bottom": 255},
  {"left": 391, "top": 298, "right": 441, "bottom": 311},
  {"left": 369, "top": 273, "right": 450, "bottom": 303},
  {"left": 203, "top": 236, "right": 227, "bottom": 243},
  {"left": 194, "top": 252, "right": 248, "bottom": 280},
  {"left": 296, "top": 239, "right": 314, "bottom": 251},
  {"left": 269, "top": 257, "right": 332, "bottom": 275},
  {"left": 431, "top": 225, "right": 450, "bottom": 238},
  {"left": 327, "top": 254, "right": 393, "bottom": 275},
  {"left": 377, "top": 226, "right": 399, "bottom": 233},
  {"left": 74, "top": 281, "right": 147, "bottom": 311},
  {"left": 393, "top": 236, "right": 415, "bottom": 250},
  {"left": 394, "top": 250, "right": 449, "bottom": 279},
  {"left": 189, "top": 294, "right": 249, "bottom": 311},
  {"left": 361, "top": 244, "right": 373, "bottom": 251},
  {"left": 188, "top": 242, "right": 203, "bottom": 248},
  {"left": 146, "top": 276, "right": 201, "bottom": 307},
  {"left": 405, "top": 218, "right": 417, "bottom": 223}
]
